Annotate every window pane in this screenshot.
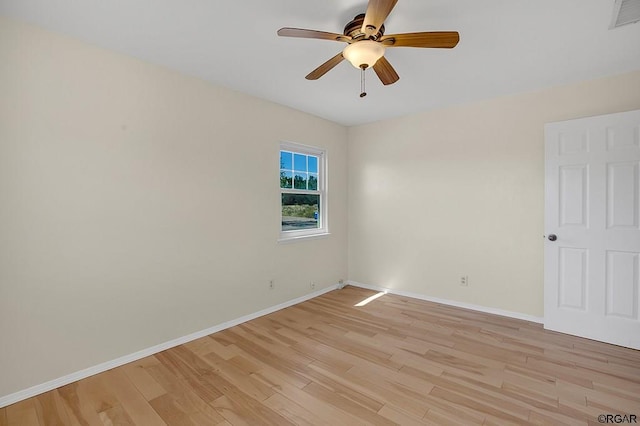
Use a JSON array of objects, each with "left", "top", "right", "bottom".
[
  {"left": 293, "top": 172, "right": 307, "bottom": 189},
  {"left": 294, "top": 154, "right": 307, "bottom": 172},
  {"left": 308, "top": 156, "right": 318, "bottom": 174},
  {"left": 282, "top": 194, "right": 320, "bottom": 231},
  {"left": 308, "top": 173, "right": 318, "bottom": 190},
  {"left": 280, "top": 151, "right": 292, "bottom": 170},
  {"left": 280, "top": 170, "right": 293, "bottom": 189}
]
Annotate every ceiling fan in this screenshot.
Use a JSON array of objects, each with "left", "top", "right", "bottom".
[{"left": 277, "top": 0, "right": 460, "bottom": 96}]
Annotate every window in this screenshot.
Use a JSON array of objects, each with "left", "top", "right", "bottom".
[{"left": 279, "top": 142, "right": 327, "bottom": 241}]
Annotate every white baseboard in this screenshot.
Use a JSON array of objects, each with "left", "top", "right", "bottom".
[
  {"left": 347, "top": 280, "right": 543, "bottom": 324},
  {"left": 0, "top": 285, "right": 338, "bottom": 409}
]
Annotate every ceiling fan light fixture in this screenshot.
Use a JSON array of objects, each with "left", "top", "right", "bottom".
[{"left": 343, "top": 40, "right": 385, "bottom": 69}]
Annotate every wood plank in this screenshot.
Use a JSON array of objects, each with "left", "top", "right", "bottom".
[
  {"left": 209, "top": 388, "right": 293, "bottom": 425},
  {"left": 57, "top": 380, "right": 112, "bottom": 425},
  {"left": 377, "top": 404, "right": 432, "bottom": 426},
  {"left": 261, "top": 380, "right": 366, "bottom": 425},
  {"left": 144, "top": 363, "right": 224, "bottom": 423},
  {"left": 149, "top": 383, "right": 226, "bottom": 425},
  {"left": 34, "top": 391, "right": 70, "bottom": 426},
  {"left": 337, "top": 367, "right": 429, "bottom": 418},
  {"left": 100, "top": 369, "right": 167, "bottom": 426},
  {"left": 429, "top": 386, "right": 528, "bottom": 423},
  {"left": 5, "top": 399, "right": 40, "bottom": 426},
  {"left": 201, "top": 353, "right": 275, "bottom": 402},
  {"left": 527, "top": 409, "right": 584, "bottom": 426},
  {"left": 302, "top": 381, "right": 395, "bottom": 425},
  {"left": 304, "top": 362, "right": 385, "bottom": 413},
  {"left": 422, "top": 404, "right": 485, "bottom": 425},
  {"left": 263, "top": 393, "right": 328, "bottom": 426},
  {"left": 121, "top": 358, "right": 166, "bottom": 401},
  {"left": 98, "top": 404, "right": 134, "bottom": 426},
  {"left": 183, "top": 336, "right": 239, "bottom": 361}
]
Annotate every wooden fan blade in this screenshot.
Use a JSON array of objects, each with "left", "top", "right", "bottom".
[
  {"left": 379, "top": 32, "right": 460, "bottom": 48},
  {"left": 277, "top": 28, "right": 351, "bottom": 43},
  {"left": 361, "top": 0, "right": 398, "bottom": 36},
  {"left": 373, "top": 56, "right": 399, "bottom": 85},
  {"left": 306, "top": 53, "right": 345, "bottom": 80}
]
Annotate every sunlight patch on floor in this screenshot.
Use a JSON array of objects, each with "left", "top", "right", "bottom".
[{"left": 354, "top": 291, "right": 387, "bottom": 307}]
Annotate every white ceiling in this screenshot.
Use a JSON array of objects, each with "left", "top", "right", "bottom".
[{"left": 1, "top": 0, "right": 639, "bottom": 126}]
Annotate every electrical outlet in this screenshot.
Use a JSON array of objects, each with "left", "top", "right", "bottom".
[
  {"left": 269, "top": 280, "right": 275, "bottom": 290},
  {"left": 310, "top": 281, "right": 316, "bottom": 289},
  {"left": 460, "top": 276, "right": 469, "bottom": 287}
]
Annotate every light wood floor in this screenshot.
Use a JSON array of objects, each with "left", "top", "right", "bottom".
[{"left": 2, "top": 286, "right": 639, "bottom": 425}]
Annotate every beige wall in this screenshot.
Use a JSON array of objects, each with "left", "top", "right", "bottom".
[
  {"left": 348, "top": 70, "right": 640, "bottom": 317},
  {"left": 0, "top": 17, "right": 348, "bottom": 398}
]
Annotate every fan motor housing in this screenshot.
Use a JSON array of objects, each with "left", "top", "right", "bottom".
[{"left": 344, "top": 13, "right": 385, "bottom": 40}]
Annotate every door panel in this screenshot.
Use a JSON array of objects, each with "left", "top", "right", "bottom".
[
  {"left": 606, "top": 125, "right": 639, "bottom": 151},
  {"left": 559, "top": 164, "right": 589, "bottom": 227},
  {"left": 558, "top": 247, "right": 588, "bottom": 310},
  {"left": 605, "top": 251, "right": 638, "bottom": 319},
  {"left": 545, "top": 109, "right": 640, "bottom": 349},
  {"left": 606, "top": 162, "right": 638, "bottom": 229}
]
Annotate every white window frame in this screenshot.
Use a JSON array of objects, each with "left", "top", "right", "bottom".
[{"left": 279, "top": 141, "right": 329, "bottom": 242}]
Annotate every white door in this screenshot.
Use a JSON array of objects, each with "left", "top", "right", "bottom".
[{"left": 544, "top": 109, "right": 640, "bottom": 349}]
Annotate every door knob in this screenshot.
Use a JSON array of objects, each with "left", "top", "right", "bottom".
[{"left": 548, "top": 234, "right": 557, "bottom": 241}]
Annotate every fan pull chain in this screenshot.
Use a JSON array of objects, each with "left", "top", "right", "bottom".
[{"left": 360, "top": 66, "right": 367, "bottom": 98}]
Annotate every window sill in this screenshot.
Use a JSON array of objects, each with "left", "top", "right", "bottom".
[{"left": 278, "top": 232, "right": 330, "bottom": 244}]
